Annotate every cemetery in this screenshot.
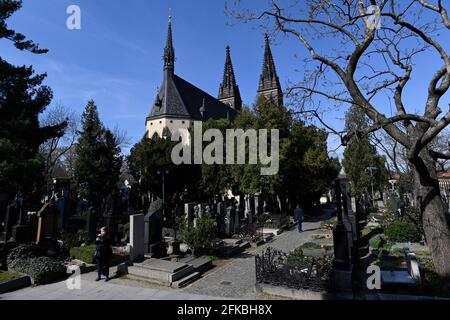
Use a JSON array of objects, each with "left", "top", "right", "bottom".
[{"left": 1, "top": 0, "right": 450, "bottom": 303}]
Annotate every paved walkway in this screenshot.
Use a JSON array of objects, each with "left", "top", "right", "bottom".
[
  {"left": 0, "top": 209, "right": 332, "bottom": 300},
  {"left": 0, "top": 278, "right": 233, "bottom": 300},
  {"left": 181, "top": 209, "right": 332, "bottom": 299}
]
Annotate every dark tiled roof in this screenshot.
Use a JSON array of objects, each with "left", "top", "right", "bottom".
[{"left": 148, "top": 74, "right": 236, "bottom": 121}]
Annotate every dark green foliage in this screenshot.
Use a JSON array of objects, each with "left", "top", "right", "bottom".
[
  {"left": 0, "top": 0, "right": 66, "bottom": 199},
  {"left": 0, "top": 59, "right": 66, "bottom": 198},
  {"left": 74, "top": 100, "right": 122, "bottom": 210},
  {"left": 342, "top": 105, "right": 388, "bottom": 196},
  {"left": 6, "top": 243, "right": 43, "bottom": 265},
  {"left": 369, "top": 234, "right": 392, "bottom": 253},
  {"left": 384, "top": 221, "right": 422, "bottom": 242},
  {"left": 0, "top": 1, "right": 47, "bottom": 53},
  {"left": 128, "top": 134, "right": 200, "bottom": 219},
  {"left": 177, "top": 215, "right": 217, "bottom": 256},
  {"left": 403, "top": 206, "right": 423, "bottom": 235},
  {"left": 2, "top": 242, "right": 66, "bottom": 285},
  {"left": 8, "top": 256, "right": 66, "bottom": 285},
  {"left": 61, "top": 229, "right": 91, "bottom": 251},
  {"left": 70, "top": 245, "right": 96, "bottom": 264},
  {"left": 199, "top": 119, "right": 236, "bottom": 199},
  {"left": 420, "top": 258, "right": 450, "bottom": 298},
  {"left": 286, "top": 247, "right": 332, "bottom": 274},
  {"left": 232, "top": 98, "right": 340, "bottom": 207}
]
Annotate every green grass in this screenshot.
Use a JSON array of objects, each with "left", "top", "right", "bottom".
[
  {"left": 0, "top": 270, "right": 21, "bottom": 284},
  {"left": 70, "top": 245, "right": 97, "bottom": 264},
  {"left": 200, "top": 255, "right": 219, "bottom": 262}
]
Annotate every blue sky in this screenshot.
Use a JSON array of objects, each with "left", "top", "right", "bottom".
[
  {"left": 1, "top": 0, "right": 298, "bottom": 153},
  {"left": 1, "top": 0, "right": 449, "bottom": 158}
]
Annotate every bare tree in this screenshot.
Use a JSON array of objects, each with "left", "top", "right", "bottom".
[
  {"left": 40, "top": 104, "right": 79, "bottom": 193},
  {"left": 228, "top": 0, "right": 450, "bottom": 276}
]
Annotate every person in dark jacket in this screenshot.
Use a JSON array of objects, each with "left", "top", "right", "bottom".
[
  {"left": 95, "top": 227, "right": 113, "bottom": 281},
  {"left": 294, "top": 204, "right": 304, "bottom": 233}
]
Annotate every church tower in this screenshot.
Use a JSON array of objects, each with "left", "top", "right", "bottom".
[
  {"left": 218, "top": 46, "right": 242, "bottom": 111},
  {"left": 257, "top": 34, "right": 283, "bottom": 106}
]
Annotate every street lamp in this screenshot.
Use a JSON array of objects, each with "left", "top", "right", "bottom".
[{"left": 366, "top": 166, "right": 377, "bottom": 205}]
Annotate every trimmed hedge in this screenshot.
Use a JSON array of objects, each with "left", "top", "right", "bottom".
[
  {"left": 70, "top": 245, "right": 97, "bottom": 264},
  {"left": 8, "top": 256, "right": 66, "bottom": 285},
  {"left": 384, "top": 221, "right": 422, "bottom": 242},
  {"left": 6, "top": 243, "right": 43, "bottom": 265}
]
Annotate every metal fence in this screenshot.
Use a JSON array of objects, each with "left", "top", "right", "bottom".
[{"left": 255, "top": 247, "right": 332, "bottom": 292}]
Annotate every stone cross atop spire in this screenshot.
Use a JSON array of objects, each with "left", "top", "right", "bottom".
[
  {"left": 164, "top": 15, "right": 175, "bottom": 77},
  {"left": 218, "top": 46, "right": 242, "bottom": 111},
  {"left": 257, "top": 34, "right": 283, "bottom": 106}
]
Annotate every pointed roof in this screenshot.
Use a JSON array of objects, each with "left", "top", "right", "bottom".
[
  {"left": 147, "top": 19, "right": 237, "bottom": 123},
  {"left": 218, "top": 46, "right": 242, "bottom": 101},
  {"left": 258, "top": 34, "right": 281, "bottom": 93},
  {"left": 164, "top": 16, "right": 175, "bottom": 73},
  {"left": 148, "top": 75, "right": 237, "bottom": 121}
]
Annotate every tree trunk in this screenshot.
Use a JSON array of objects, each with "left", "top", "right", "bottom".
[{"left": 410, "top": 150, "right": 450, "bottom": 278}]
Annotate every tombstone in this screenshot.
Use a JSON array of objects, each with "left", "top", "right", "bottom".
[
  {"left": 193, "top": 205, "right": 200, "bottom": 227},
  {"left": 254, "top": 194, "right": 261, "bottom": 216},
  {"left": 351, "top": 197, "right": 357, "bottom": 214},
  {"left": 405, "top": 249, "right": 422, "bottom": 285},
  {"left": 224, "top": 206, "right": 235, "bottom": 237},
  {"left": 85, "top": 207, "right": 98, "bottom": 241},
  {"left": 184, "top": 202, "right": 196, "bottom": 224},
  {"left": 216, "top": 202, "right": 226, "bottom": 235},
  {"left": 130, "top": 214, "right": 145, "bottom": 261},
  {"left": 11, "top": 196, "right": 32, "bottom": 243},
  {"left": 36, "top": 202, "right": 58, "bottom": 245},
  {"left": 144, "top": 199, "right": 164, "bottom": 257},
  {"left": 244, "top": 195, "right": 252, "bottom": 223},
  {"left": 1, "top": 203, "right": 18, "bottom": 242},
  {"left": 53, "top": 178, "right": 71, "bottom": 230},
  {"left": 332, "top": 179, "right": 352, "bottom": 291},
  {"left": 233, "top": 204, "right": 240, "bottom": 235}
]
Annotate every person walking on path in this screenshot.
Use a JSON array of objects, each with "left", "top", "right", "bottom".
[
  {"left": 95, "top": 227, "right": 113, "bottom": 281},
  {"left": 294, "top": 204, "right": 304, "bottom": 233}
]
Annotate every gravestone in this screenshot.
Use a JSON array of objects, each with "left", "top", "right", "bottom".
[
  {"left": 339, "top": 181, "right": 356, "bottom": 246},
  {"left": 216, "top": 202, "right": 225, "bottom": 235},
  {"left": 184, "top": 202, "right": 196, "bottom": 224},
  {"left": 193, "top": 205, "right": 200, "bottom": 227},
  {"left": 332, "top": 179, "right": 352, "bottom": 292},
  {"left": 1, "top": 203, "right": 18, "bottom": 242},
  {"left": 130, "top": 213, "right": 145, "bottom": 261},
  {"left": 11, "top": 199, "right": 32, "bottom": 243},
  {"left": 244, "top": 195, "right": 252, "bottom": 226},
  {"left": 144, "top": 199, "right": 164, "bottom": 257},
  {"left": 233, "top": 203, "right": 240, "bottom": 235},
  {"left": 224, "top": 206, "right": 235, "bottom": 237},
  {"left": 36, "top": 202, "right": 58, "bottom": 244},
  {"left": 53, "top": 178, "right": 71, "bottom": 230},
  {"left": 85, "top": 207, "right": 98, "bottom": 241}
]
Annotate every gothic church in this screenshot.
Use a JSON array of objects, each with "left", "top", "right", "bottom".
[{"left": 146, "top": 18, "right": 283, "bottom": 139}]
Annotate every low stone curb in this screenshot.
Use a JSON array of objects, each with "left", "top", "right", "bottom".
[
  {"left": 0, "top": 275, "right": 31, "bottom": 294},
  {"left": 256, "top": 283, "right": 337, "bottom": 300}
]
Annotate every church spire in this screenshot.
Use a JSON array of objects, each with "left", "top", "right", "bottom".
[
  {"left": 218, "top": 46, "right": 242, "bottom": 111},
  {"left": 257, "top": 34, "right": 283, "bottom": 106},
  {"left": 164, "top": 15, "right": 175, "bottom": 77}
]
